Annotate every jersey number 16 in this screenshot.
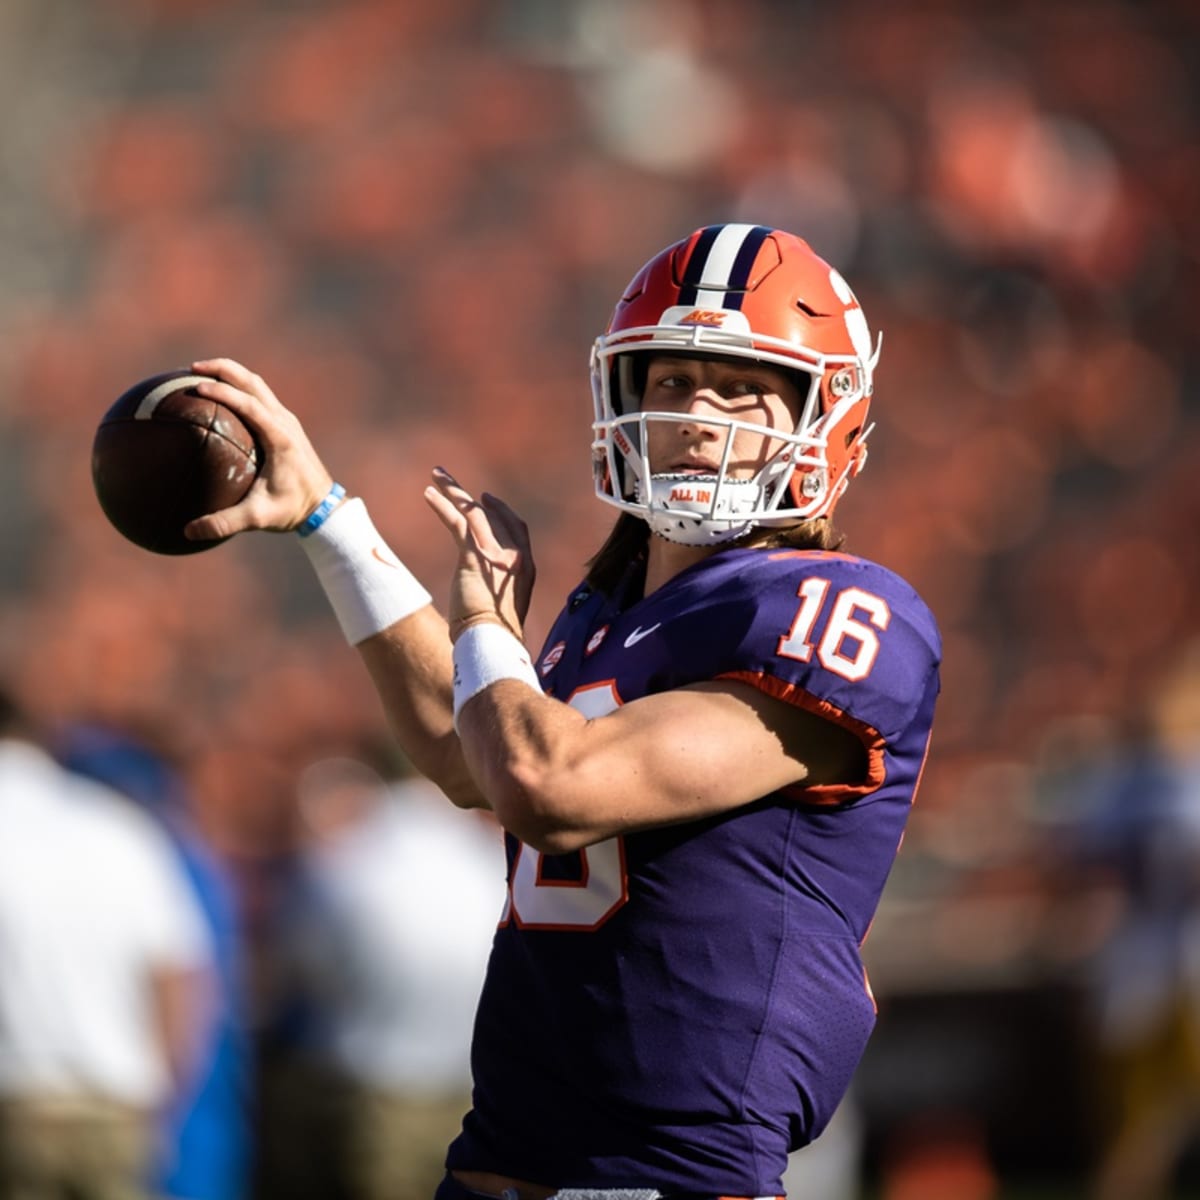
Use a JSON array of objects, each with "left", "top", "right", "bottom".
[{"left": 777, "top": 578, "right": 891, "bottom": 682}]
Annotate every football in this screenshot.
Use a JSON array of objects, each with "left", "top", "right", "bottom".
[{"left": 91, "top": 369, "right": 261, "bottom": 555}]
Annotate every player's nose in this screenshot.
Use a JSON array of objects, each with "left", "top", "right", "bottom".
[{"left": 675, "top": 390, "right": 726, "bottom": 434}]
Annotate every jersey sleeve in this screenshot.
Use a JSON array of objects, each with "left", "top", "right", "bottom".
[{"left": 683, "top": 551, "right": 940, "bottom": 799}]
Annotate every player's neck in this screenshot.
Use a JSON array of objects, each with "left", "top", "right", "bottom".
[{"left": 643, "top": 537, "right": 716, "bottom": 597}]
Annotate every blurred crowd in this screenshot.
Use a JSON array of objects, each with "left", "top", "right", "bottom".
[{"left": 0, "top": 0, "right": 1197, "bottom": 1195}]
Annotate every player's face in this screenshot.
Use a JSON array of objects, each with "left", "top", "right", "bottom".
[{"left": 639, "top": 354, "right": 805, "bottom": 478}]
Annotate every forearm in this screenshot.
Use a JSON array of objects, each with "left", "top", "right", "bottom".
[
  {"left": 358, "top": 608, "right": 487, "bottom": 808},
  {"left": 302, "top": 494, "right": 487, "bottom": 808},
  {"left": 452, "top": 623, "right": 598, "bottom": 845},
  {"left": 457, "top": 685, "right": 588, "bottom": 847}
]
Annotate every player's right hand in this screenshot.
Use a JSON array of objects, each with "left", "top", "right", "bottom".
[{"left": 182, "top": 357, "right": 336, "bottom": 541}]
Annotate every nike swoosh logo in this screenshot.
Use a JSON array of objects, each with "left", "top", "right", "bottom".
[
  {"left": 371, "top": 545, "right": 399, "bottom": 568},
  {"left": 624, "top": 623, "right": 661, "bottom": 648}
]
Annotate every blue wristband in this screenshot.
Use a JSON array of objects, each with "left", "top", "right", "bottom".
[{"left": 296, "top": 482, "right": 347, "bottom": 538}]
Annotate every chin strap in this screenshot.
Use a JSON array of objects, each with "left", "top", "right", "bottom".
[{"left": 636, "top": 474, "right": 759, "bottom": 546}]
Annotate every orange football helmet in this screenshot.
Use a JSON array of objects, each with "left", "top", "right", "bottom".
[{"left": 591, "top": 224, "right": 880, "bottom": 544}]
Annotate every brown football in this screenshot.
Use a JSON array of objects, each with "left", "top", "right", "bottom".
[{"left": 91, "top": 370, "right": 260, "bottom": 555}]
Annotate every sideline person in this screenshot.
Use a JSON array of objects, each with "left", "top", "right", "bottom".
[
  {"left": 183, "top": 224, "right": 942, "bottom": 1198},
  {"left": 0, "top": 689, "right": 213, "bottom": 1200}
]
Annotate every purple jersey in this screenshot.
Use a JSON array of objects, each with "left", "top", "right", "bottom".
[{"left": 447, "top": 546, "right": 940, "bottom": 1193}]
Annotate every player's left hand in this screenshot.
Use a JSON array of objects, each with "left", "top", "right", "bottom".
[{"left": 424, "top": 467, "right": 536, "bottom": 642}]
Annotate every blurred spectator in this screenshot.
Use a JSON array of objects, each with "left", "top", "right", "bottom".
[
  {"left": 1044, "top": 646, "right": 1200, "bottom": 1200},
  {"left": 256, "top": 749, "right": 504, "bottom": 1200},
  {"left": 58, "top": 724, "right": 254, "bottom": 1200},
  {"left": 0, "top": 684, "right": 214, "bottom": 1200}
]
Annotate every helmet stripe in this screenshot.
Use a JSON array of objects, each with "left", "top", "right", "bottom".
[
  {"left": 723, "top": 224, "right": 772, "bottom": 310},
  {"left": 676, "top": 225, "right": 724, "bottom": 305},
  {"left": 677, "top": 223, "right": 772, "bottom": 309}
]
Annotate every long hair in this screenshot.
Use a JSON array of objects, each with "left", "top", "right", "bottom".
[{"left": 585, "top": 512, "right": 845, "bottom": 597}]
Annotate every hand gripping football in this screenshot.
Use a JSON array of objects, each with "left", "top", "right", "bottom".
[{"left": 91, "top": 369, "right": 261, "bottom": 555}]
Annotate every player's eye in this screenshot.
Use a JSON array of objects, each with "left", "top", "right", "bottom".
[
  {"left": 645, "top": 372, "right": 691, "bottom": 398},
  {"left": 726, "top": 379, "right": 766, "bottom": 397}
]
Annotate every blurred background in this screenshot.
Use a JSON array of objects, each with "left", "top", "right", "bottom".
[{"left": 0, "top": 0, "right": 1197, "bottom": 1196}]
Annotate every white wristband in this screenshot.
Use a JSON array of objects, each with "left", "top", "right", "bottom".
[
  {"left": 452, "top": 622, "right": 542, "bottom": 731},
  {"left": 299, "top": 497, "right": 432, "bottom": 645}
]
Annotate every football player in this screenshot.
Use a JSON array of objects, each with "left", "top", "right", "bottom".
[{"left": 186, "top": 224, "right": 942, "bottom": 1199}]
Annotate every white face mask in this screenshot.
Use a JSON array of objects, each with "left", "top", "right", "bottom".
[{"left": 592, "top": 391, "right": 836, "bottom": 545}]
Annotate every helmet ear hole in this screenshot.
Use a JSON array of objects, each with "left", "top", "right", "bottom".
[{"left": 828, "top": 367, "right": 858, "bottom": 400}]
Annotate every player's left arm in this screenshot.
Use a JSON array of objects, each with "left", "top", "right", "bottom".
[
  {"left": 426, "top": 469, "right": 870, "bottom": 853},
  {"left": 455, "top": 676, "right": 867, "bottom": 854}
]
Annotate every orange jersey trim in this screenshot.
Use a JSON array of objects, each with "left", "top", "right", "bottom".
[
  {"left": 766, "top": 549, "right": 863, "bottom": 564},
  {"left": 717, "top": 668, "right": 886, "bottom": 805}
]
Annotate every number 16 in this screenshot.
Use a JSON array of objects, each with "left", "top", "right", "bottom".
[{"left": 776, "top": 578, "right": 891, "bottom": 682}]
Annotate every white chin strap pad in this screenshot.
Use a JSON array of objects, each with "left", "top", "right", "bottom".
[{"left": 636, "top": 474, "right": 759, "bottom": 546}]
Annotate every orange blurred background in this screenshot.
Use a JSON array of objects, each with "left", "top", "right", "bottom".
[{"left": 0, "top": 1, "right": 1197, "bottom": 1192}]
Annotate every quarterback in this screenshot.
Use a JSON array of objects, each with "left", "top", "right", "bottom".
[{"left": 186, "top": 224, "right": 941, "bottom": 1197}]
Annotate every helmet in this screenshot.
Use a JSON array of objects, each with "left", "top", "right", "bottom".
[{"left": 591, "top": 223, "right": 880, "bottom": 545}]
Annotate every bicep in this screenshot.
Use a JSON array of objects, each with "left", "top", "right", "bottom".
[{"left": 532, "top": 679, "right": 867, "bottom": 848}]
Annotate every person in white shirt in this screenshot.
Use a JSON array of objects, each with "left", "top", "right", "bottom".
[
  {"left": 0, "top": 686, "right": 213, "bottom": 1200},
  {"left": 259, "top": 752, "right": 504, "bottom": 1200}
]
